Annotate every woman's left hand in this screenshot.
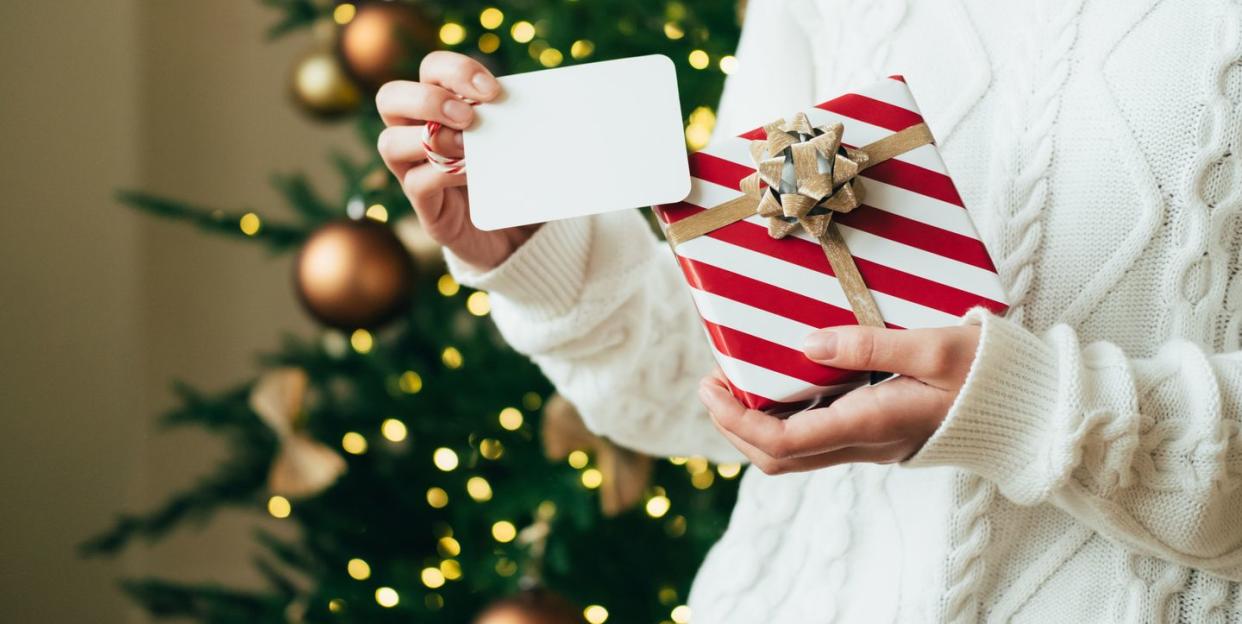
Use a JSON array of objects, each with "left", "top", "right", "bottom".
[{"left": 699, "top": 325, "right": 981, "bottom": 474}]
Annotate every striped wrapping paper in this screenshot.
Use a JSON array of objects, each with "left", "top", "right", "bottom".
[{"left": 653, "top": 76, "right": 1009, "bottom": 412}]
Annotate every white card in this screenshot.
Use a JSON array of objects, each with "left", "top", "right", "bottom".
[{"left": 464, "top": 55, "right": 691, "bottom": 231}]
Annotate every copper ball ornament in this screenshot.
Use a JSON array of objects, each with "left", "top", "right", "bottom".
[
  {"left": 337, "top": 1, "right": 437, "bottom": 89},
  {"left": 474, "top": 589, "right": 581, "bottom": 624},
  {"left": 290, "top": 47, "right": 362, "bottom": 120},
  {"left": 294, "top": 219, "right": 413, "bottom": 329}
]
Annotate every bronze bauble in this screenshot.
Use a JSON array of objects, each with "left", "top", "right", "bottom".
[
  {"left": 294, "top": 219, "right": 413, "bottom": 329},
  {"left": 338, "top": 2, "right": 436, "bottom": 89},
  {"left": 290, "top": 47, "right": 362, "bottom": 120},
  {"left": 474, "top": 589, "right": 581, "bottom": 624}
]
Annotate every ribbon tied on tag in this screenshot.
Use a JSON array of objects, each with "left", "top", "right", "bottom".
[{"left": 665, "top": 116, "right": 934, "bottom": 329}]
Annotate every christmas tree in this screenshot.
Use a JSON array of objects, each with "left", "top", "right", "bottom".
[{"left": 83, "top": 1, "right": 743, "bottom": 622}]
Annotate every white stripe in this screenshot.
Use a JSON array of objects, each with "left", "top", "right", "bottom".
[
  {"left": 855, "top": 77, "right": 921, "bottom": 113},
  {"left": 709, "top": 339, "right": 864, "bottom": 405},
  {"left": 706, "top": 117, "right": 946, "bottom": 175},
  {"left": 676, "top": 235, "right": 961, "bottom": 328},
  {"left": 683, "top": 180, "right": 1006, "bottom": 302},
  {"left": 688, "top": 175, "right": 976, "bottom": 238},
  {"left": 690, "top": 287, "right": 819, "bottom": 350}
]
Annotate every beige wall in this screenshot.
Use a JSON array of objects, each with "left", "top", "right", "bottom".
[{"left": 1, "top": 2, "right": 362, "bottom": 621}]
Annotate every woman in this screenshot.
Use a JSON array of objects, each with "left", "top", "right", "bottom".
[{"left": 375, "top": 1, "right": 1242, "bottom": 621}]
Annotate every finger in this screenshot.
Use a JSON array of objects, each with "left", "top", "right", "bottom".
[
  {"left": 801, "top": 325, "right": 979, "bottom": 387},
  {"left": 798, "top": 377, "right": 946, "bottom": 448},
  {"left": 699, "top": 377, "right": 823, "bottom": 460},
  {"left": 420, "top": 51, "right": 501, "bottom": 102},
  {"left": 375, "top": 81, "right": 475, "bottom": 129},
  {"left": 378, "top": 125, "right": 463, "bottom": 179},
  {"left": 401, "top": 163, "right": 466, "bottom": 221},
  {"left": 710, "top": 413, "right": 910, "bottom": 474}
]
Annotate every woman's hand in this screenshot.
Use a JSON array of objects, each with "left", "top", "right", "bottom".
[
  {"left": 376, "top": 51, "right": 539, "bottom": 271},
  {"left": 698, "top": 325, "right": 981, "bottom": 474}
]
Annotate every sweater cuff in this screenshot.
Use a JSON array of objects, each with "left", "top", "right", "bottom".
[
  {"left": 904, "top": 308, "right": 1062, "bottom": 504},
  {"left": 444, "top": 217, "right": 592, "bottom": 321}
]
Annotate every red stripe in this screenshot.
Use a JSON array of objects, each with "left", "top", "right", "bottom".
[
  {"left": 677, "top": 256, "right": 903, "bottom": 329},
  {"left": 657, "top": 201, "right": 1007, "bottom": 316},
  {"left": 816, "top": 94, "right": 924, "bottom": 132},
  {"left": 688, "top": 152, "right": 984, "bottom": 267},
  {"left": 703, "top": 319, "right": 863, "bottom": 387},
  {"left": 856, "top": 157, "right": 964, "bottom": 207}
]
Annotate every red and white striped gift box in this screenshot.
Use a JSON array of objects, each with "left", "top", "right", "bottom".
[{"left": 653, "top": 76, "right": 1009, "bottom": 413}]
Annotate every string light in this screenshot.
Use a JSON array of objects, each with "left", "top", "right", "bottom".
[
  {"left": 658, "top": 586, "right": 679, "bottom": 605},
  {"left": 668, "top": 456, "right": 688, "bottom": 465},
  {"left": 437, "top": 274, "right": 460, "bottom": 296},
  {"left": 685, "top": 106, "right": 717, "bottom": 151},
  {"left": 570, "top": 39, "right": 595, "bottom": 59},
  {"left": 267, "top": 495, "right": 292, "bottom": 519},
  {"left": 479, "top": 7, "right": 504, "bottom": 29},
  {"left": 421, "top": 566, "right": 446, "bottom": 589},
  {"left": 479, "top": 438, "right": 504, "bottom": 459},
  {"left": 510, "top": 20, "right": 535, "bottom": 43},
  {"left": 581, "top": 468, "right": 603, "bottom": 489},
  {"left": 522, "top": 392, "right": 543, "bottom": 410},
  {"left": 719, "top": 55, "right": 738, "bottom": 75},
  {"left": 398, "top": 370, "right": 423, "bottom": 394},
  {"left": 342, "top": 432, "right": 368, "bottom": 455},
  {"left": 692, "top": 470, "right": 715, "bottom": 489},
  {"left": 498, "top": 407, "right": 523, "bottom": 430},
  {"left": 492, "top": 520, "right": 517, "bottom": 543},
  {"left": 466, "top": 291, "right": 491, "bottom": 316},
  {"left": 375, "top": 587, "right": 399, "bottom": 608},
  {"left": 663, "top": 22, "right": 685, "bottom": 39},
  {"left": 584, "top": 605, "right": 610, "bottom": 623},
  {"left": 537, "top": 500, "right": 557, "bottom": 520},
  {"left": 437, "top": 536, "right": 461, "bottom": 557},
  {"left": 717, "top": 463, "right": 742, "bottom": 478},
  {"left": 665, "top": 515, "right": 687, "bottom": 537},
  {"left": 364, "top": 203, "right": 388, "bottom": 222},
  {"left": 350, "top": 329, "right": 373, "bottom": 353},
  {"left": 426, "top": 594, "right": 444, "bottom": 610},
  {"left": 539, "top": 48, "right": 564, "bottom": 68},
  {"left": 381, "top": 418, "right": 407, "bottom": 442},
  {"left": 440, "top": 558, "right": 463, "bottom": 580},
  {"left": 347, "top": 558, "right": 371, "bottom": 580},
  {"left": 478, "top": 33, "right": 500, "bottom": 53},
  {"left": 671, "top": 605, "right": 692, "bottom": 623},
  {"left": 440, "top": 22, "right": 467, "bottom": 46},
  {"left": 495, "top": 557, "right": 518, "bottom": 576},
  {"left": 239, "top": 212, "right": 261, "bottom": 236},
  {"left": 426, "top": 487, "right": 449, "bottom": 508},
  {"left": 567, "top": 450, "right": 589, "bottom": 469},
  {"left": 528, "top": 40, "right": 549, "bottom": 60},
  {"left": 441, "top": 346, "right": 463, "bottom": 369},
  {"left": 645, "top": 495, "right": 671, "bottom": 518},
  {"left": 332, "top": 3, "right": 356, "bottom": 25},
  {"left": 466, "top": 476, "right": 493, "bottom": 502},
  {"left": 433, "top": 447, "right": 459, "bottom": 471},
  {"left": 688, "top": 49, "right": 710, "bottom": 70},
  {"left": 328, "top": 598, "right": 346, "bottom": 613},
  {"left": 685, "top": 456, "right": 709, "bottom": 475}
]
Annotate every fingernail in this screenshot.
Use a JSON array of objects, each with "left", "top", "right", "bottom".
[
  {"left": 443, "top": 98, "right": 472, "bottom": 123},
  {"left": 803, "top": 330, "right": 838, "bottom": 360},
  {"left": 698, "top": 380, "right": 718, "bottom": 404},
  {"left": 453, "top": 131, "right": 464, "bottom": 148},
  {"left": 472, "top": 72, "right": 499, "bottom": 96}
]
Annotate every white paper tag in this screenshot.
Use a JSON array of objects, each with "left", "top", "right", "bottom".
[{"left": 463, "top": 55, "right": 691, "bottom": 231}]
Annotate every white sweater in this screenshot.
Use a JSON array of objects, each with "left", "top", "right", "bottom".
[{"left": 448, "top": 0, "right": 1242, "bottom": 621}]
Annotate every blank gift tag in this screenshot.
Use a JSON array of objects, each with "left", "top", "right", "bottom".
[{"left": 464, "top": 55, "right": 690, "bottom": 231}]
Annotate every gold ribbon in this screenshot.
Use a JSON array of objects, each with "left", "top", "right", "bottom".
[
  {"left": 666, "top": 117, "right": 934, "bottom": 328},
  {"left": 249, "top": 368, "right": 347, "bottom": 498}
]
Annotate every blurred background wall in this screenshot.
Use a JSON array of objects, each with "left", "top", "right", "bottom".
[{"left": 0, "top": 1, "right": 360, "bottom": 621}]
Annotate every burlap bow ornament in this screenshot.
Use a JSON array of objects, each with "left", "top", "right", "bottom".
[
  {"left": 249, "top": 368, "right": 347, "bottom": 498},
  {"left": 666, "top": 114, "right": 934, "bottom": 328}
]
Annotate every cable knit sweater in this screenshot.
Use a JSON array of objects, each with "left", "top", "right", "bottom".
[{"left": 447, "top": 0, "right": 1242, "bottom": 621}]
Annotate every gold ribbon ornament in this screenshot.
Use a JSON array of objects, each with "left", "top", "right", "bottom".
[
  {"left": 541, "top": 394, "right": 653, "bottom": 517},
  {"left": 666, "top": 115, "right": 934, "bottom": 328},
  {"left": 249, "top": 367, "right": 347, "bottom": 498}
]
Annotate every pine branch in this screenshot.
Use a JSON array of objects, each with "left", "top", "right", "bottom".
[
  {"left": 270, "top": 172, "right": 338, "bottom": 222},
  {"left": 116, "top": 190, "right": 307, "bottom": 251},
  {"left": 119, "top": 578, "right": 283, "bottom": 621},
  {"left": 260, "top": 0, "right": 322, "bottom": 39}
]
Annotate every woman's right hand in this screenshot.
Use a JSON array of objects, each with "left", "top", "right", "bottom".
[{"left": 376, "top": 51, "right": 539, "bottom": 271}]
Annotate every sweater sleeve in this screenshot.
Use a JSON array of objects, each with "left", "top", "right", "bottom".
[
  {"left": 907, "top": 309, "right": 1242, "bottom": 581},
  {"left": 446, "top": 211, "right": 742, "bottom": 463}
]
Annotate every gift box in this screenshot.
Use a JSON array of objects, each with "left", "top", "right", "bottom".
[{"left": 653, "top": 76, "right": 1009, "bottom": 413}]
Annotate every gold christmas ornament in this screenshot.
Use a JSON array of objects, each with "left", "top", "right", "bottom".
[
  {"left": 542, "top": 394, "right": 653, "bottom": 516},
  {"left": 294, "top": 219, "right": 414, "bottom": 329},
  {"left": 249, "top": 368, "right": 347, "bottom": 498},
  {"left": 338, "top": 1, "right": 437, "bottom": 89},
  {"left": 394, "top": 215, "right": 445, "bottom": 268},
  {"left": 290, "top": 47, "right": 362, "bottom": 120},
  {"left": 473, "top": 589, "right": 581, "bottom": 624}
]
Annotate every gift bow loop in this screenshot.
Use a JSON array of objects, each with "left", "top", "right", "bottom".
[
  {"left": 250, "top": 368, "right": 347, "bottom": 498},
  {"left": 665, "top": 118, "right": 934, "bottom": 329}
]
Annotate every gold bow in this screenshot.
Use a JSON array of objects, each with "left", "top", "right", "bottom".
[
  {"left": 541, "top": 394, "right": 653, "bottom": 517},
  {"left": 666, "top": 117, "right": 934, "bottom": 328},
  {"left": 249, "top": 368, "right": 347, "bottom": 498}
]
